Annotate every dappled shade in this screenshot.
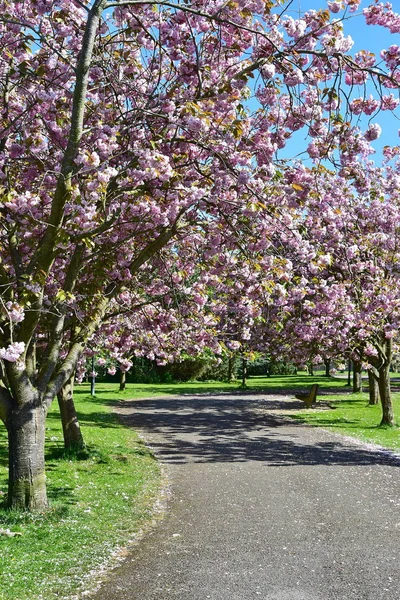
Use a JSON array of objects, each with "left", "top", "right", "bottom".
[{"left": 117, "top": 394, "right": 400, "bottom": 468}]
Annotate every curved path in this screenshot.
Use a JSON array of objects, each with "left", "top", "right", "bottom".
[{"left": 91, "top": 393, "right": 400, "bottom": 600}]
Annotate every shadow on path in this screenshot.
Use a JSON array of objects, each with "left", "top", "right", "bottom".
[{"left": 117, "top": 395, "right": 400, "bottom": 469}]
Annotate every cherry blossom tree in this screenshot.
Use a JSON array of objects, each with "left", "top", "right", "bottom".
[
  {"left": 261, "top": 162, "right": 400, "bottom": 426},
  {"left": 0, "top": 0, "right": 398, "bottom": 509}
]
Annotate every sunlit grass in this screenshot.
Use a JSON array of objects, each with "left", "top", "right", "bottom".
[
  {"left": 81, "top": 371, "right": 346, "bottom": 401},
  {"left": 290, "top": 389, "right": 400, "bottom": 451},
  {"left": 0, "top": 390, "right": 161, "bottom": 600}
]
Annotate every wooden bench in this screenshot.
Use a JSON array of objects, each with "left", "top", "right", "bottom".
[{"left": 295, "top": 384, "right": 319, "bottom": 408}]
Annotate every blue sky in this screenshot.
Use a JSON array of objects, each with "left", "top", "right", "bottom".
[{"left": 281, "top": 0, "right": 400, "bottom": 162}]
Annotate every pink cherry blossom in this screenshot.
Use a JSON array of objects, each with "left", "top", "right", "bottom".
[{"left": 0, "top": 342, "right": 25, "bottom": 362}]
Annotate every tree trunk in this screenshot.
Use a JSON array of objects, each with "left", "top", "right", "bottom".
[
  {"left": 368, "top": 368, "right": 379, "bottom": 406},
  {"left": 241, "top": 357, "right": 247, "bottom": 387},
  {"left": 90, "top": 355, "right": 96, "bottom": 396},
  {"left": 119, "top": 370, "right": 126, "bottom": 391},
  {"left": 324, "top": 358, "right": 331, "bottom": 377},
  {"left": 7, "top": 401, "right": 48, "bottom": 510},
  {"left": 227, "top": 355, "right": 234, "bottom": 382},
  {"left": 57, "top": 374, "right": 85, "bottom": 452},
  {"left": 308, "top": 362, "right": 314, "bottom": 376},
  {"left": 352, "top": 361, "right": 362, "bottom": 393},
  {"left": 378, "top": 362, "right": 394, "bottom": 426}
]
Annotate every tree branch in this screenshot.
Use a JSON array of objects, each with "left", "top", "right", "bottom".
[
  {"left": 0, "top": 384, "right": 13, "bottom": 426},
  {"left": 44, "top": 294, "right": 111, "bottom": 405},
  {"left": 129, "top": 217, "right": 183, "bottom": 275},
  {"left": 37, "top": 245, "right": 86, "bottom": 392},
  {"left": 29, "top": 0, "right": 109, "bottom": 280}
]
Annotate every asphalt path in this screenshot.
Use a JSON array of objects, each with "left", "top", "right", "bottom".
[{"left": 90, "top": 392, "right": 400, "bottom": 600}]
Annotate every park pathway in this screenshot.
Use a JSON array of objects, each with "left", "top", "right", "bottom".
[{"left": 90, "top": 393, "right": 400, "bottom": 600}]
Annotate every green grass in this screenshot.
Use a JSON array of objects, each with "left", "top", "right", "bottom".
[
  {"left": 89, "top": 371, "right": 345, "bottom": 399},
  {"left": 86, "top": 378, "right": 243, "bottom": 400},
  {"left": 111, "top": 371, "right": 400, "bottom": 451},
  {"left": 0, "top": 388, "right": 162, "bottom": 600},
  {"left": 290, "top": 389, "right": 400, "bottom": 451},
  {"left": 240, "top": 373, "right": 400, "bottom": 450},
  {"left": 0, "top": 373, "right": 399, "bottom": 599}
]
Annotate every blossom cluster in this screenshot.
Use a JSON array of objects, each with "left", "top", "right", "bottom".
[{"left": 0, "top": 342, "right": 25, "bottom": 363}]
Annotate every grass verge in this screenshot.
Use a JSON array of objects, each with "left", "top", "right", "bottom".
[
  {"left": 79, "top": 375, "right": 400, "bottom": 454},
  {"left": 290, "top": 390, "right": 400, "bottom": 451},
  {"left": 0, "top": 388, "right": 162, "bottom": 600}
]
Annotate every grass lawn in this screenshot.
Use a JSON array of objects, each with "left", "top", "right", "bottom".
[
  {"left": 0, "top": 373, "right": 399, "bottom": 599},
  {"left": 0, "top": 387, "right": 162, "bottom": 600},
  {"left": 288, "top": 383, "right": 400, "bottom": 452},
  {"left": 124, "top": 371, "right": 400, "bottom": 451},
  {"left": 81, "top": 373, "right": 400, "bottom": 451},
  {"left": 241, "top": 372, "right": 400, "bottom": 451}
]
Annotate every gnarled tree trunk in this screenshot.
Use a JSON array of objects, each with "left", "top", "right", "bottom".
[
  {"left": 241, "top": 357, "right": 247, "bottom": 387},
  {"left": 378, "top": 363, "right": 394, "bottom": 426},
  {"left": 7, "top": 400, "right": 48, "bottom": 510},
  {"left": 377, "top": 339, "right": 394, "bottom": 426},
  {"left": 57, "top": 374, "right": 85, "bottom": 451},
  {"left": 324, "top": 358, "right": 331, "bottom": 377},
  {"left": 227, "top": 355, "right": 234, "bottom": 382}
]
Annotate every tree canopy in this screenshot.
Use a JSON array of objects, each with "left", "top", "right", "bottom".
[{"left": 0, "top": 0, "right": 399, "bottom": 508}]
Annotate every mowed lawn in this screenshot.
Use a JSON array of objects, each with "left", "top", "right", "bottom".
[
  {"left": 0, "top": 386, "right": 162, "bottom": 600},
  {"left": 274, "top": 373, "right": 400, "bottom": 451}
]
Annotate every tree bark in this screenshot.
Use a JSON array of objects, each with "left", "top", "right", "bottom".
[
  {"left": 241, "top": 357, "right": 247, "bottom": 387},
  {"left": 378, "top": 362, "right": 394, "bottom": 426},
  {"left": 352, "top": 361, "right": 362, "bottom": 393},
  {"left": 308, "top": 362, "right": 314, "bottom": 376},
  {"left": 119, "top": 370, "right": 126, "bottom": 391},
  {"left": 227, "top": 355, "right": 234, "bottom": 382},
  {"left": 368, "top": 368, "right": 379, "bottom": 406},
  {"left": 7, "top": 401, "right": 48, "bottom": 510},
  {"left": 324, "top": 358, "right": 331, "bottom": 377},
  {"left": 57, "top": 374, "right": 85, "bottom": 451},
  {"left": 377, "top": 339, "right": 394, "bottom": 427}
]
